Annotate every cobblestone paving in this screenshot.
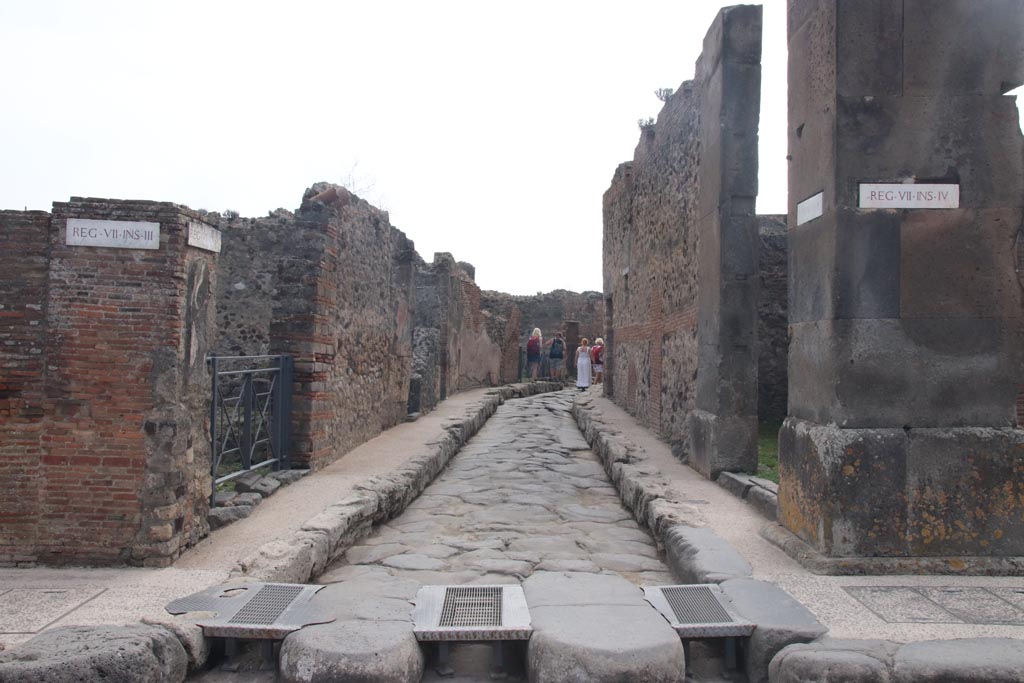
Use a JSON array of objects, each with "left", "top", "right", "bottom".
[{"left": 319, "top": 391, "right": 675, "bottom": 587}]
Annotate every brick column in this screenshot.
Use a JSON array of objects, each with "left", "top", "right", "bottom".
[
  {"left": 40, "top": 198, "right": 218, "bottom": 566},
  {"left": 782, "top": 0, "right": 1024, "bottom": 562}
]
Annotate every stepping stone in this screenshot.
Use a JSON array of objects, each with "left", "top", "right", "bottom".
[
  {"left": 279, "top": 580, "right": 423, "bottom": 683},
  {"left": 524, "top": 571, "right": 685, "bottom": 683},
  {"left": 720, "top": 578, "right": 827, "bottom": 683}
]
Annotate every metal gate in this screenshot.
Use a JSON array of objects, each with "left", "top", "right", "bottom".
[{"left": 209, "top": 355, "right": 293, "bottom": 501}]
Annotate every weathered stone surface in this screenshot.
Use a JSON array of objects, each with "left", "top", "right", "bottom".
[
  {"left": 663, "top": 525, "right": 752, "bottom": 584},
  {"left": 209, "top": 504, "right": 254, "bottom": 529},
  {"left": 770, "top": 639, "right": 897, "bottom": 683},
  {"left": 267, "top": 469, "right": 309, "bottom": 485},
  {"left": 784, "top": 0, "right": 1024, "bottom": 563},
  {"left": 279, "top": 620, "right": 423, "bottom": 683},
  {"left": 140, "top": 614, "right": 210, "bottom": 674},
  {"left": 234, "top": 476, "right": 281, "bottom": 498},
  {"left": 524, "top": 572, "right": 685, "bottom": 683},
  {"left": 0, "top": 624, "right": 187, "bottom": 683},
  {"left": 233, "top": 492, "right": 263, "bottom": 507},
  {"left": 892, "top": 638, "right": 1024, "bottom": 683},
  {"left": 279, "top": 575, "right": 422, "bottom": 683},
  {"left": 720, "top": 578, "right": 828, "bottom": 683},
  {"left": 771, "top": 637, "right": 1024, "bottom": 683},
  {"left": 779, "top": 419, "right": 1024, "bottom": 558},
  {"left": 603, "top": 6, "right": 765, "bottom": 479}
]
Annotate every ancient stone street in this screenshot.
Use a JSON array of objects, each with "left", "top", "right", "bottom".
[{"left": 318, "top": 390, "right": 674, "bottom": 588}]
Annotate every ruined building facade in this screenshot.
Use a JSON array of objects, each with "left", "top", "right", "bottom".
[{"left": 0, "top": 184, "right": 579, "bottom": 566}]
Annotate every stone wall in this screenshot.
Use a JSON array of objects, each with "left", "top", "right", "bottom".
[
  {"left": 213, "top": 185, "right": 417, "bottom": 470},
  {"left": 758, "top": 215, "right": 788, "bottom": 424},
  {"left": 0, "top": 199, "right": 218, "bottom": 566},
  {"left": 480, "top": 289, "right": 604, "bottom": 347},
  {"left": 602, "top": 5, "right": 763, "bottom": 477},
  {"left": 780, "top": 0, "right": 1024, "bottom": 561}
]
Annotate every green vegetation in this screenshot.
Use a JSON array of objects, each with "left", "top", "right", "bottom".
[{"left": 757, "top": 421, "right": 781, "bottom": 483}]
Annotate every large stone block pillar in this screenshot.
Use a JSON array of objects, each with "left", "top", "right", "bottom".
[
  {"left": 686, "top": 5, "right": 763, "bottom": 478},
  {"left": 782, "top": 0, "right": 1024, "bottom": 564}
]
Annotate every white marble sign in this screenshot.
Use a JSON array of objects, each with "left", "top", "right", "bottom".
[
  {"left": 859, "top": 183, "right": 959, "bottom": 209},
  {"left": 66, "top": 218, "right": 160, "bottom": 250},
  {"left": 187, "top": 221, "right": 222, "bottom": 253},
  {"left": 796, "top": 191, "right": 824, "bottom": 226}
]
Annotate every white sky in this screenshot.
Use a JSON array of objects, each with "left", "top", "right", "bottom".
[{"left": 0, "top": 2, "right": 1020, "bottom": 295}]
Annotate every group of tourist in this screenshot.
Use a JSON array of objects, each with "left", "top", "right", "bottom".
[{"left": 526, "top": 327, "right": 604, "bottom": 391}]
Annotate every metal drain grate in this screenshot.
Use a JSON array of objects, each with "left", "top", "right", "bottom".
[
  {"left": 413, "top": 585, "right": 532, "bottom": 641},
  {"left": 166, "top": 582, "right": 334, "bottom": 639},
  {"left": 229, "top": 584, "right": 304, "bottom": 625},
  {"left": 643, "top": 584, "right": 755, "bottom": 639},
  {"left": 438, "top": 586, "right": 503, "bottom": 628},
  {"left": 663, "top": 585, "right": 733, "bottom": 624}
]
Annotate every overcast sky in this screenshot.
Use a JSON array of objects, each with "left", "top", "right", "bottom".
[{"left": 1, "top": 2, "right": 1020, "bottom": 294}]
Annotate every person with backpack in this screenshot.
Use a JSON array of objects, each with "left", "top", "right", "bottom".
[
  {"left": 590, "top": 337, "right": 605, "bottom": 384},
  {"left": 526, "top": 328, "right": 543, "bottom": 380},
  {"left": 547, "top": 332, "right": 566, "bottom": 381}
]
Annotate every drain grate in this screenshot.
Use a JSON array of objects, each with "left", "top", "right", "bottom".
[
  {"left": 643, "top": 585, "right": 755, "bottom": 639},
  {"left": 663, "top": 585, "right": 733, "bottom": 624},
  {"left": 166, "top": 582, "right": 334, "bottom": 639},
  {"left": 413, "top": 585, "right": 532, "bottom": 641},
  {"left": 438, "top": 586, "right": 503, "bottom": 628},
  {"left": 228, "top": 584, "right": 305, "bottom": 625}
]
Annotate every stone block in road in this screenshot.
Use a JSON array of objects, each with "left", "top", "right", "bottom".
[
  {"left": 893, "top": 638, "right": 1024, "bottom": 682},
  {"left": 663, "top": 525, "right": 752, "bottom": 584},
  {"left": 279, "top": 575, "right": 423, "bottom": 683},
  {"left": 208, "top": 503, "right": 253, "bottom": 529},
  {"left": 769, "top": 639, "right": 897, "bottom": 683},
  {"left": 719, "top": 578, "right": 827, "bottom": 683},
  {"left": 235, "top": 475, "right": 281, "bottom": 498},
  {"left": 0, "top": 624, "right": 187, "bottom": 683},
  {"left": 524, "top": 572, "right": 685, "bottom": 683}
]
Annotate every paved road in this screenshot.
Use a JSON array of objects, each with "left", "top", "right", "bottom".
[{"left": 318, "top": 391, "right": 675, "bottom": 589}]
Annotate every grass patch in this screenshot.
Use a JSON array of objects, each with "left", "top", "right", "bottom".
[{"left": 757, "top": 420, "right": 782, "bottom": 483}]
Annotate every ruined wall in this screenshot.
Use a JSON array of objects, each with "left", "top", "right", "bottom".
[
  {"left": 0, "top": 200, "right": 217, "bottom": 566},
  {"left": 480, "top": 289, "right": 604, "bottom": 346},
  {"left": 758, "top": 215, "right": 788, "bottom": 424},
  {"left": 603, "top": 5, "right": 763, "bottom": 477},
  {"left": 272, "top": 186, "right": 414, "bottom": 469},
  {"left": 0, "top": 211, "right": 50, "bottom": 566}
]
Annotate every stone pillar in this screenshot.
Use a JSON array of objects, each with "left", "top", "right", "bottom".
[
  {"left": 685, "top": 5, "right": 763, "bottom": 478},
  {"left": 782, "top": 0, "right": 1024, "bottom": 563},
  {"left": 44, "top": 198, "right": 219, "bottom": 566}
]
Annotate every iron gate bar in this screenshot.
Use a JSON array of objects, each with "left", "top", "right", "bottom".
[{"left": 209, "top": 355, "right": 293, "bottom": 504}]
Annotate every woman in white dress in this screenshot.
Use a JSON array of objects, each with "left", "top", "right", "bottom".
[{"left": 575, "top": 338, "right": 592, "bottom": 391}]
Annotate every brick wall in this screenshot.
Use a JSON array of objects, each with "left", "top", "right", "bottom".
[
  {"left": 0, "top": 200, "right": 217, "bottom": 566},
  {"left": 0, "top": 211, "right": 50, "bottom": 566}
]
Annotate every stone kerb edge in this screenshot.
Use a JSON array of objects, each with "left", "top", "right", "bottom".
[
  {"left": 717, "top": 471, "right": 779, "bottom": 521},
  {"left": 570, "top": 393, "right": 753, "bottom": 581},
  {"left": 0, "top": 381, "right": 561, "bottom": 682},
  {"left": 769, "top": 638, "right": 1024, "bottom": 682}
]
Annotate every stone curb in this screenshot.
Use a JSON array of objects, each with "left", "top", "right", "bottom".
[
  {"left": 0, "top": 382, "right": 561, "bottom": 683},
  {"left": 716, "top": 471, "right": 779, "bottom": 521},
  {"left": 770, "top": 637, "right": 1024, "bottom": 682},
  {"left": 570, "top": 392, "right": 753, "bottom": 579}
]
